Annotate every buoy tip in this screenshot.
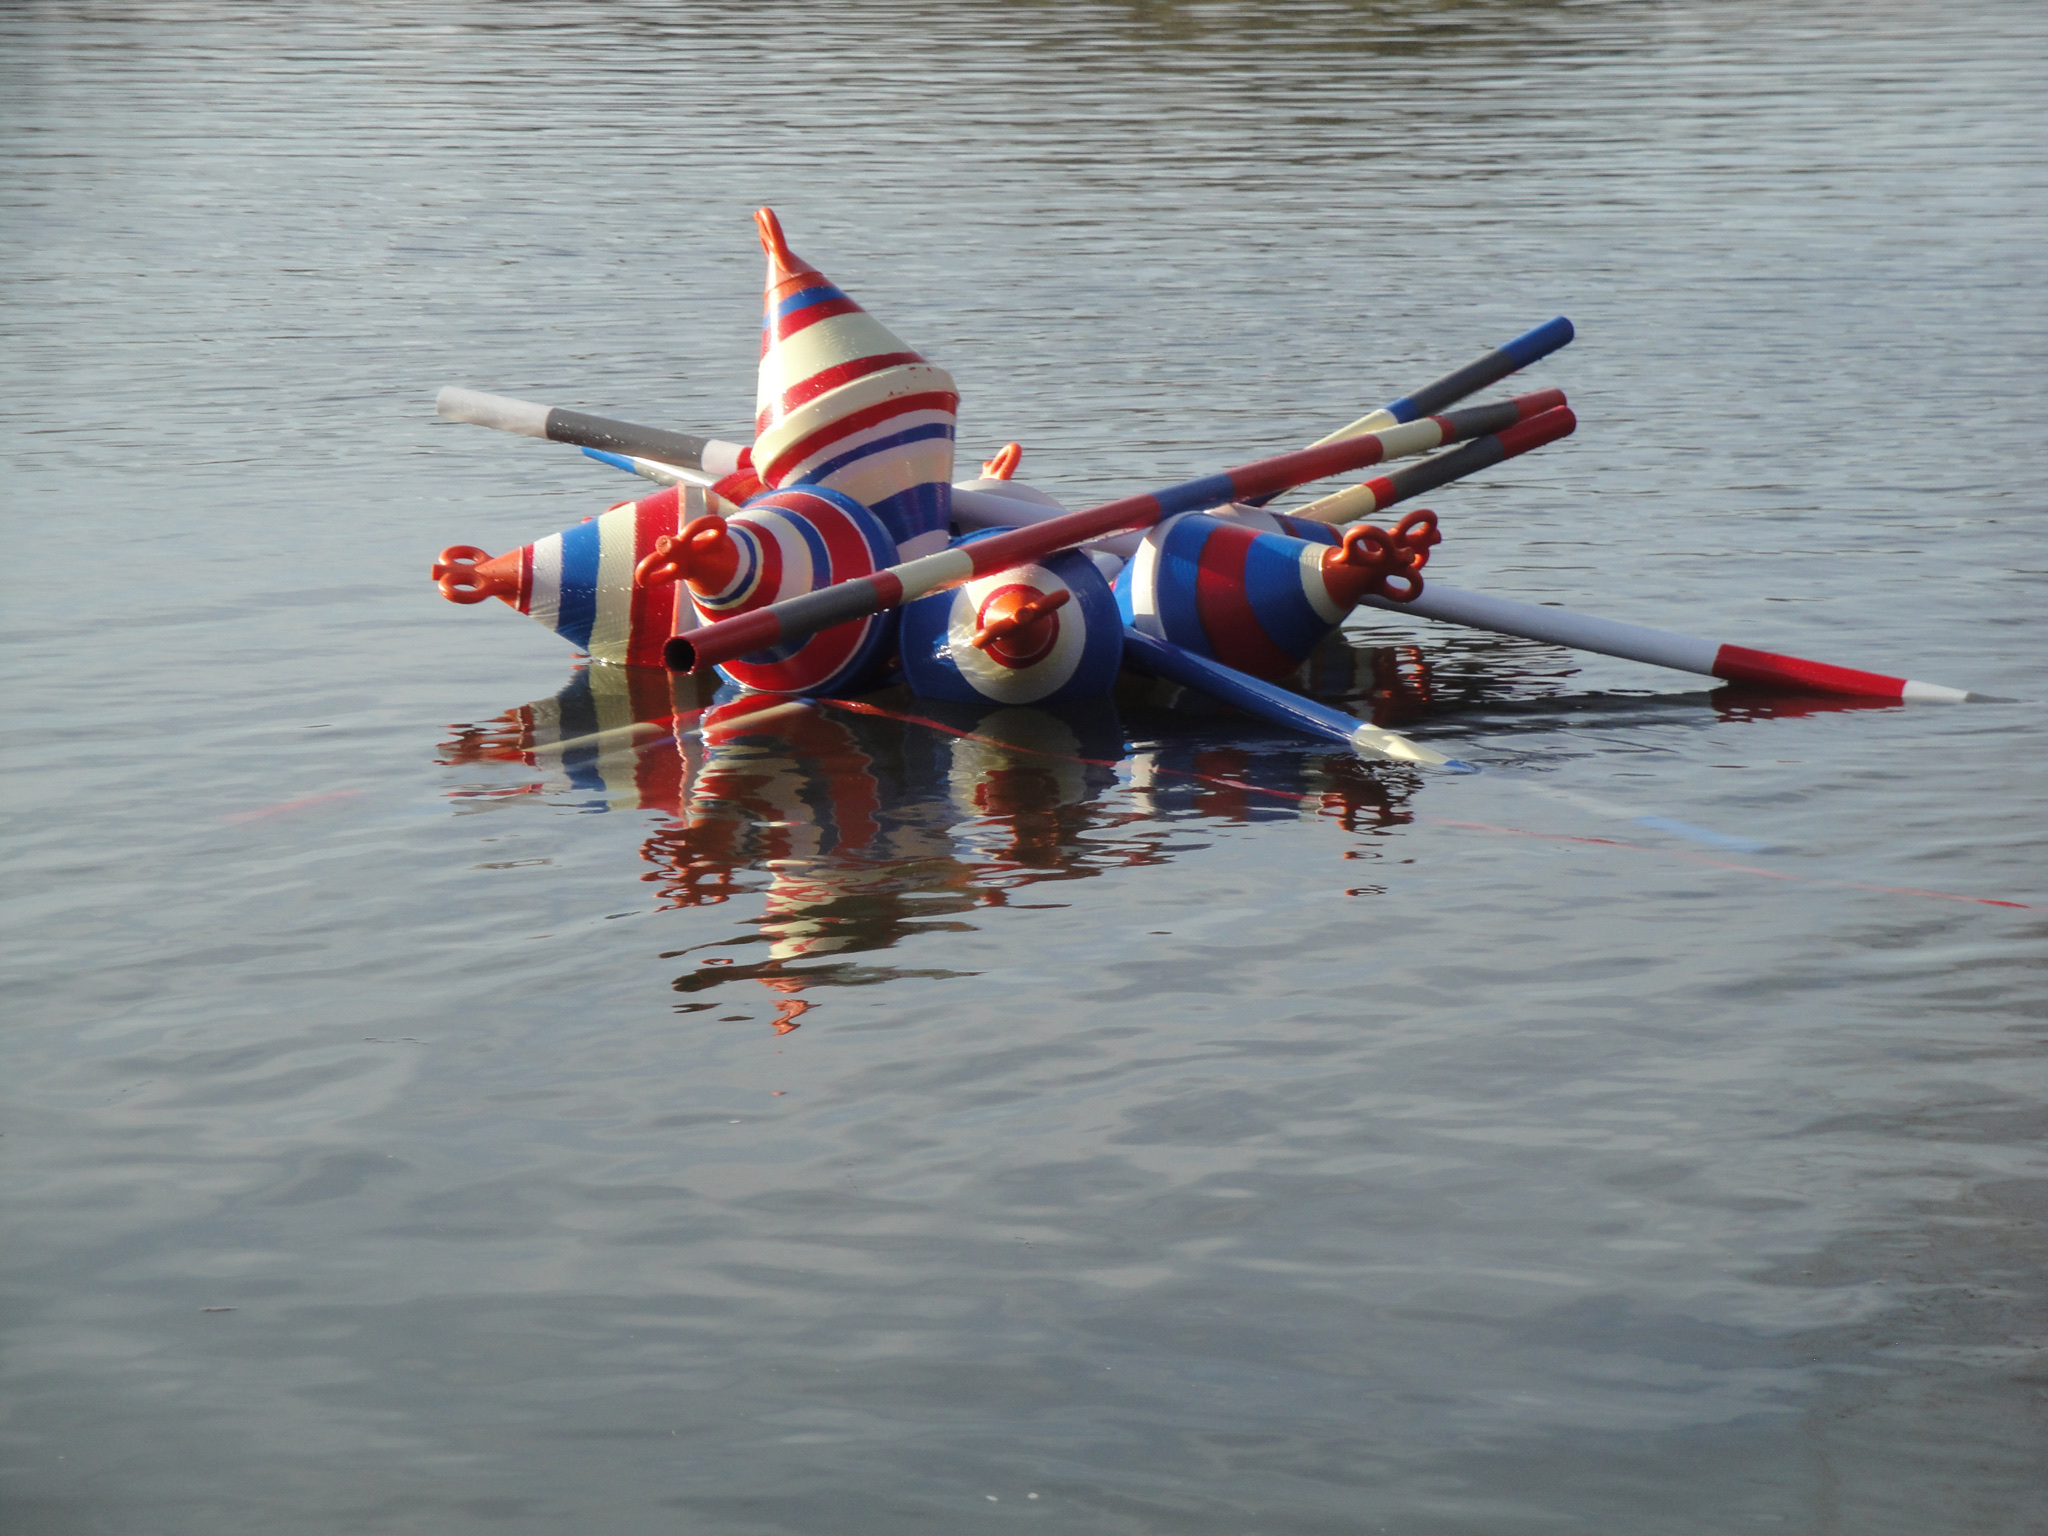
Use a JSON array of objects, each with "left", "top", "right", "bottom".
[{"left": 755, "top": 207, "right": 795, "bottom": 266}]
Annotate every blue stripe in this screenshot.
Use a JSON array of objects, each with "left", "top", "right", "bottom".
[
  {"left": 865, "top": 482, "right": 947, "bottom": 547},
  {"left": 1155, "top": 516, "right": 1216, "bottom": 659},
  {"left": 581, "top": 447, "right": 638, "bottom": 476},
  {"left": 552, "top": 675, "right": 610, "bottom": 795},
  {"left": 1242, "top": 533, "right": 1329, "bottom": 661},
  {"left": 559, "top": 742, "right": 609, "bottom": 794},
  {"left": 706, "top": 524, "right": 761, "bottom": 609},
  {"left": 769, "top": 283, "right": 848, "bottom": 322},
  {"left": 800, "top": 421, "right": 953, "bottom": 486},
  {"left": 1500, "top": 315, "right": 1574, "bottom": 367},
  {"left": 1270, "top": 512, "right": 1338, "bottom": 546},
  {"left": 1156, "top": 471, "right": 1239, "bottom": 518},
  {"left": 1120, "top": 627, "right": 1351, "bottom": 747},
  {"left": 554, "top": 519, "right": 602, "bottom": 649}
]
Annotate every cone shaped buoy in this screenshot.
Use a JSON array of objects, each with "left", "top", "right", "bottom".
[
  {"left": 1115, "top": 511, "right": 1438, "bottom": 681},
  {"left": 750, "top": 208, "right": 958, "bottom": 559},
  {"left": 430, "top": 485, "right": 714, "bottom": 668},
  {"left": 899, "top": 531, "right": 1122, "bottom": 707},
  {"left": 680, "top": 485, "right": 901, "bottom": 696}
]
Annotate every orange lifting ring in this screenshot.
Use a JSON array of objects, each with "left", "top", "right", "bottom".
[{"left": 431, "top": 546, "right": 516, "bottom": 605}]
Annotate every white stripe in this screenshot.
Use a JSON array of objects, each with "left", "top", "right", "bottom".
[
  {"left": 1350, "top": 722, "right": 1449, "bottom": 766},
  {"left": 763, "top": 509, "right": 817, "bottom": 601},
  {"left": 754, "top": 363, "right": 957, "bottom": 470},
  {"left": 1365, "top": 583, "right": 1720, "bottom": 676},
  {"left": 585, "top": 505, "right": 640, "bottom": 664},
  {"left": 895, "top": 545, "right": 978, "bottom": 602},
  {"left": 528, "top": 536, "right": 563, "bottom": 631},
  {"left": 896, "top": 527, "right": 950, "bottom": 560},
  {"left": 1308, "top": 406, "right": 1398, "bottom": 448},
  {"left": 699, "top": 440, "right": 748, "bottom": 478},
  {"left": 1124, "top": 518, "right": 1173, "bottom": 638},
  {"left": 1297, "top": 542, "right": 1345, "bottom": 624},
  {"left": 1900, "top": 678, "right": 1971, "bottom": 703},
  {"left": 778, "top": 407, "right": 956, "bottom": 482}
]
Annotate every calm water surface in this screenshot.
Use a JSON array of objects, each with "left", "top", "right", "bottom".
[{"left": 4, "top": 3, "right": 2045, "bottom": 1532}]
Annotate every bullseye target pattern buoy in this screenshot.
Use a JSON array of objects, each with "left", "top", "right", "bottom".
[
  {"left": 637, "top": 485, "right": 901, "bottom": 696},
  {"left": 900, "top": 531, "right": 1122, "bottom": 706}
]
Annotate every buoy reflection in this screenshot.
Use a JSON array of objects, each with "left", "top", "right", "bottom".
[{"left": 438, "top": 651, "right": 1426, "bottom": 1032}]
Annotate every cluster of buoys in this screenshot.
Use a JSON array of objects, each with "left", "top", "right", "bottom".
[{"left": 433, "top": 211, "right": 1986, "bottom": 771}]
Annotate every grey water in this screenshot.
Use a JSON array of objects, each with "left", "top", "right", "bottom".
[{"left": 3, "top": 2, "right": 2045, "bottom": 1531}]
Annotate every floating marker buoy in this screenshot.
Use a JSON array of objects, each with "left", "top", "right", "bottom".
[
  {"left": 1115, "top": 509, "right": 1439, "bottom": 680},
  {"left": 899, "top": 529, "right": 1123, "bottom": 705},
  {"left": 430, "top": 484, "right": 714, "bottom": 667},
  {"left": 750, "top": 209, "right": 958, "bottom": 559},
  {"left": 634, "top": 485, "right": 901, "bottom": 696}
]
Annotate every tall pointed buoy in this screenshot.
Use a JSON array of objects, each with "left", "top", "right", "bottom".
[
  {"left": 750, "top": 208, "right": 958, "bottom": 559},
  {"left": 1115, "top": 510, "right": 1440, "bottom": 681}
]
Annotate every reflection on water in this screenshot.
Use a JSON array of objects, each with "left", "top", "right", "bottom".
[{"left": 440, "top": 637, "right": 1428, "bottom": 1031}]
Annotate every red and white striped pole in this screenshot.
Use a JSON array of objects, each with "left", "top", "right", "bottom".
[
  {"left": 1293, "top": 405, "right": 1577, "bottom": 525},
  {"left": 663, "top": 414, "right": 1529, "bottom": 676},
  {"left": 1360, "top": 583, "right": 1985, "bottom": 701}
]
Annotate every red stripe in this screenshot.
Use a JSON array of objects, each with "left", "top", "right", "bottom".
[
  {"left": 625, "top": 488, "right": 681, "bottom": 667},
  {"left": 751, "top": 523, "right": 783, "bottom": 609},
  {"left": 768, "top": 352, "right": 923, "bottom": 422},
  {"left": 713, "top": 466, "right": 764, "bottom": 506},
  {"left": 758, "top": 389, "right": 959, "bottom": 485},
  {"left": 1494, "top": 405, "right": 1576, "bottom": 457},
  {"left": 963, "top": 495, "right": 1164, "bottom": 581},
  {"left": 1192, "top": 523, "right": 1305, "bottom": 680},
  {"left": 518, "top": 544, "right": 534, "bottom": 614},
  {"left": 622, "top": 666, "right": 685, "bottom": 813},
  {"left": 775, "top": 294, "right": 863, "bottom": 341},
  {"left": 799, "top": 493, "right": 876, "bottom": 582},
  {"left": 1711, "top": 644, "right": 1909, "bottom": 699},
  {"left": 870, "top": 571, "right": 903, "bottom": 607},
  {"left": 1513, "top": 387, "right": 1567, "bottom": 420}
]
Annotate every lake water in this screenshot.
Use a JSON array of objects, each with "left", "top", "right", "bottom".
[{"left": 3, "top": 3, "right": 2045, "bottom": 1532}]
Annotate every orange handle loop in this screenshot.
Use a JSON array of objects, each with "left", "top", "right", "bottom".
[
  {"left": 634, "top": 516, "right": 731, "bottom": 590},
  {"left": 981, "top": 442, "right": 1024, "bottom": 481},
  {"left": 432, "top": 545, "right": 507, "bottom": 605},
  {"left": 1330, "top": 518, "right": 1432, "bottom": 605},
  {"left": 1376, "top": 567, "right": 1424, "bottom": 603},
  {"left": 1391, "top": 508, "right": 1442, "bottom": 569},
  {"left": 971, "top": 585, "right": 1070, "bottom": 651}
]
